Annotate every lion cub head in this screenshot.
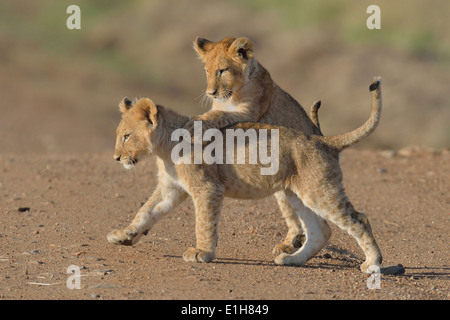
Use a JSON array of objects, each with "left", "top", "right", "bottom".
[
  {"left": 114, "top": 98, "right": 159, "bottom": 169},
  {"left": 193, "top": 36, "right": 254, "bottom": 102}
]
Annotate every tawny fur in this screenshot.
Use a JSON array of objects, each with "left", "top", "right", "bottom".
[
  {"left": 107, "top": 77, "right": 383, "bottom": 273},
  {"left": 191, "top": 36, "right": 324, "bottom": 254}
]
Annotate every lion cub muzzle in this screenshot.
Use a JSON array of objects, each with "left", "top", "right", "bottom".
[{"left": 114, "top": 154, "right": 138, "bottom": 169}]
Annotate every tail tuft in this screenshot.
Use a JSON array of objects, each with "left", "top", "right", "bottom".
[
  {"left": 369, "top": 77, "right": 381, "bottom": 92},
  {"left": 311, "top": 100, "right": 321, "bottom": 111},
  {"left": 309, "top": 100, "right": 322, "bottom": 133}
]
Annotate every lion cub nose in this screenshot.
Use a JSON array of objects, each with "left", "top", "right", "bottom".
[
  {"left": 207, "top": 89, "right": 218, "bottom": 96},
  {"left": 114, "top": 155, "right": 121, "bottom": 162}
]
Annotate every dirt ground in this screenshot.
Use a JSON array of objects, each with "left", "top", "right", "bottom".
[
  {"left": 0, "top": 147, "right": 448, "bottom": 301},
  {"left": 1, "top": 0, "right": 450, "bottom": 307}
]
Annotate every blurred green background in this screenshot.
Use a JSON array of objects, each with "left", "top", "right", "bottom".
[{"left": 0, "top": 0, "right": 449, "bottom": 154}]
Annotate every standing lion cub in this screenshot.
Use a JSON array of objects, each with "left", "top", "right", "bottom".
[
  {"left": 107, "top": 77, "right": 383, "bottom": 273},
  {"left": 190, "top": 36, "right": 324, "bottom": 255}
]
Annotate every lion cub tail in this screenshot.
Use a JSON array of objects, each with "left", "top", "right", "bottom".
[
  {"left": 309, "top": 100, "right": 322, "bottom": 134},
  {"left": 322, "top": 77, "right": 382, "bottom": 151}
]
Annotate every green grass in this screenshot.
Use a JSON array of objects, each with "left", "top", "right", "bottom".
[
  {"left": 238, "top": 0, "right": 450, "bottom": 64},
  {"left": 2, "top": 0, "right": 448, "bottom": 79}
]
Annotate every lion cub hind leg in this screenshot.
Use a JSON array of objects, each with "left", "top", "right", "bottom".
[
  {"left": 183, "top": 184, "right": 224, "bottom": 263},
  {"left": 302, "top": 188, "right": 382, "bottom": 273},
  {"left": 272, "top": 190, "right": 305, "bottom": 255},
  {"left": 274, "top": 193, "right": 331, "bottom": 266}
]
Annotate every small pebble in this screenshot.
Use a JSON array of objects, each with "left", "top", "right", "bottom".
[{"left": 23, "top": 250, "right": 40, "bottom": 255}]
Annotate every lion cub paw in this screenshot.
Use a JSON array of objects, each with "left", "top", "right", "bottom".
[
  {"left": 107, "top": 228, "right": 139, "bottom": 246},
  {"left": 360, "top": 258, "right": 382, "bottom": 274},
  {"left": 274, "top": 253, "right": 308, "bottom": 266},
  {"left": 183, "top": 247, "right": 215, "bottom": 263},
  {"left": 272, "top": 244, "right": 296, "bottom": 255},
  {"left": 272, "top": 234, "right": 306, "bottom": 255}
]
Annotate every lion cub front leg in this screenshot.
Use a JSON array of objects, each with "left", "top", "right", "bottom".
[
  {"left": 183, "top": 185, "right": 224, "bottom": 263},
  {"left": 197, "top": 109, "right": 255, "bottom": 129},
  {"left": 107, "top": 181, "right": 187, "bottom": 246}
]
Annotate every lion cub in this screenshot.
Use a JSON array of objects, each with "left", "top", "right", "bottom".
[
  {"left": 107, "top": 78, "right": 383, "bottom": 273},
  {"left": 192, "top": 36, "right": 324, "bottom": 254}
]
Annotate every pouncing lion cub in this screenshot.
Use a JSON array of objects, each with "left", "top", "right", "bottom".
[
  {"left": 107, "top": 78, "right": 383, "bottom": 273},
  {"left": 191, "top": 36, "right": 324, "bottom": 255}
]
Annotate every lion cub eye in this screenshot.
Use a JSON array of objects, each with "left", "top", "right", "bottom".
[
  {"left": 123, "top": 134, "right": 131, "bottom": 142},
  {"left": 218, "top": 68, "right": 229, "bottom": 76}
]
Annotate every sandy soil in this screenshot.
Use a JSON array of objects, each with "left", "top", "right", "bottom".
[
  {"left": 0, "top": 147, "right": 448, "bottom": 300},
  {"left": 1, "top": 1, "right": 449, "bottom": 308}
]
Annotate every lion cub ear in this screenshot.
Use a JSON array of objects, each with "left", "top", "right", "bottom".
[
  {"left": 193, "top": 37, "right": 213, "bottom": 57},
  {"left": 138, "top": 98, "right": 159, "bottom": 126},
  {"left": 119, "top": 97, "right": 133, "bottom": 113},
  {"left": 229, "top": 37, "right": 254, "bottom": 62}
]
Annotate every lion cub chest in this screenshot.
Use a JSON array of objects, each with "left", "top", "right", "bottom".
[{"left": 214, "top": 100, "right": 241, "bottom": 112}]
